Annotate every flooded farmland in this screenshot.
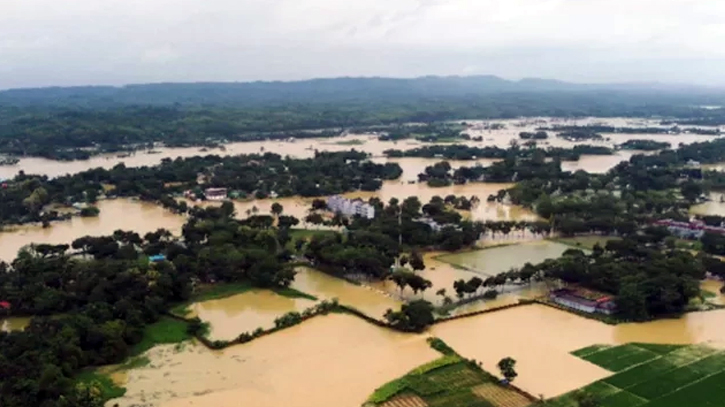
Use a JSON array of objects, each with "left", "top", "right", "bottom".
[
  {"left": 291, "top": 267, "right": 402, "bottom": 320},
  {"left": 111, "top": 314, "right": 439, "bottom": 407},
  {"left": 186, "top": 291, "right": 316, "bottom": 341}
]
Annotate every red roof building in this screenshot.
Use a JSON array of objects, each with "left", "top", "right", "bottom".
[{"left": 0, "top": 301, "right": 11, "bottom": 309}]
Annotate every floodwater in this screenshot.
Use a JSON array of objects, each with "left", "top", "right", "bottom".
[
  {"left": 369, "top": 242, "right": 568, "bottom": 305},
  {"left": 437, "top": 241, "right": 572, "bottom": 277},
  {"left": 691, "top": 193, "right": 725, "bottom": 216},
  {"left": 110, "top": 314, "right": 439, "bottom": 407},
  {"left": 0, "top": 199, "right": 185, "bottom": 262},
  {"left": 2, "top": 117, "right": 719, "bottom": 180},
  {"left": 431, "top": 304, "right": 725, "bottom": 399},
  {"left": 186, "top": 291, "right": 316, "bottom": 341},
  {"left": 0, "top": 317, "right": 30, "bottom": 332},
  {"left": 291, "top": 267, "right": 402, "bottom": 319}
]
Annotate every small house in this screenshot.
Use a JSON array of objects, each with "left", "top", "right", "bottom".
[{"left": 550, "top": 288, "right": 615, "bottom": 315}]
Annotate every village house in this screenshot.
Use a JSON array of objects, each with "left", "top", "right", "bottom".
[
  {"left": 653, "top": 219, "right": 725, "bottom": 239},
  {"left": 550, "top": 288, "right": 616, "bottom": 315},
  {"left": 204, "top": 187, "right": 228, "bottom": 201}
]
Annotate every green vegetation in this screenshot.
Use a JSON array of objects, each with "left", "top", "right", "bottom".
[
  {"left": 74, "top": 370, "right": 126, "bottom": 401},
  {"left": 553, "top": 236, "right": 620, "bottom": 250},
  {"left": 129, "top": 317, "right": 192, "bottom": 356},
  {"left": 545, "top": 343, "right": 725, "bottom": 407},
  {"left": 617, "top": 140, "right": 671, "bottom": 151}
]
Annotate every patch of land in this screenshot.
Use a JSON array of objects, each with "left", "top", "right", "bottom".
[
  {"left": 546, "top": 343, "right": 725, "bottom": 407},
  {"left": 552, "top": 235, "right": 619, "bottom": 250},
  {"left": 367, "top": 339, "right": 534, "bottom": 407}
]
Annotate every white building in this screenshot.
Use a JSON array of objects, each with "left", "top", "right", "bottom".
[{"left": 326, "top": 195, "right": 375, "bottom": 219}]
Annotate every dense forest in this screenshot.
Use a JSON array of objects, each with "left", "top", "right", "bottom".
[
  {"left": 0, "top": 150, "right": 402, "bottom": 226},
  {"left": 2, "top": 76, "right": 725, "bottom": 159}
]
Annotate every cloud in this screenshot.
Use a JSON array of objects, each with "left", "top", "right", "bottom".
[{"left": 0, "top": 0, "right": 724, "bottom": 88}]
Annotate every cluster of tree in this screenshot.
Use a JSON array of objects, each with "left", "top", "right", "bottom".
[
  {"left": 383, "top": 299, "right": 435, "bottom": 332},
  {"left": 0, "top": 203, "right": 300, "bottom": 407},
  {"left": 537, "top": 235, "right": 706, "bottom": 320},
  {"left": 420, "top": 154, "right": 564, "bottom": 186},
  {"left": 385, "top": 144, "right": 612, "bottom": 162},
  {"left": 377, "top": 123, "right": 470, "bottom": 142},
  {"left": 303, "top": 196, "right": 487, "bottom": 277},
  {"left": 519, "top": 131, "right": 548, "bottom": 140},
  {"left": 556, "top": 130, "right": 604, "bottom": 141},
  {"left": 0, "top": 150, "right": 402, "bottom": 225},
  {"left": 617, "top": 139, "right": 671, "bottom": 151}
]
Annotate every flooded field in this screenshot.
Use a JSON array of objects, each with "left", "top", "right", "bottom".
[
  {"left": 0, "top": 317, "right": 30, "bottom": 332},
  {"left": 111, "top": 314, "right": 439, "bottom": 407},
  {"left": 291, "top": 267, "right": 402, "bottom": 320},
  {"left": 186, "top": 291, "right": 316, "bottom": 341},
  {"left": 0, "top": 199, "right": 185, "bottom": 262},
  {"left": 690, "top": 193, "right": 725, "bottom": 216},
  {"left": 437, "top": 241, "right": 572, "bottom": 276}
]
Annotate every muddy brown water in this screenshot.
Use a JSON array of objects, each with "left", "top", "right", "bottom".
[
  {"left": 111, "top": 314, "right": 439, "bottom": 407},
  {"left": 186, "top": 291, "right": 316, "bottom": 341},
  {"left": 0, "top": 199, "right": 186, "bottom": 262},
  {"left": 0, "top": 317, "right": 30, "bottom": 332}
]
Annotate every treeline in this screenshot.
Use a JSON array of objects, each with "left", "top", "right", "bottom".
[
  {"left": 377, "top": 123, "right": 475, "bottom": 142},
  {"left": 384, "top": 144, "right": 612, "bottom": 161},
  {"left": 618, "top": 139, "right": 671, "bottom": 150},
  {"left": 0, "top": 204, "right": 297, "bottom": 407},
  {"left": 541, "top": 124, "right": 722, "bottom": 136},
  {"left": 0, "top": 150, "right": 402, "bottom": 225}
]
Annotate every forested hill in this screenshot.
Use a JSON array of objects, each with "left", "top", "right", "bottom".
[
  {"left": 2, "top": 76, "right": 724, "bottom": 109},
  {"left": 1, "top": 76, "right": 725, "bottom": 160}
]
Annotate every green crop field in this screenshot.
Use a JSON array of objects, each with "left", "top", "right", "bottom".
[
  {"left": 368, "top": 349, "right": 533, "bottom": 407},
  {"left": 545, "top": 343, "right": 725, "bottom": 407}
]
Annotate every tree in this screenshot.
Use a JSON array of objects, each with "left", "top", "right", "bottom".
[
  {"left": 384, "top": 300, "right": 434, "bottom": 332},
  {"left": 410, "top": 250, "right": 426, "bottom": 271},
  {"left": 497, "top": 357, "right": 518, "bottom": 383},
  {"left": 271, "top": 202, "right": 284, "bottom": 217}
]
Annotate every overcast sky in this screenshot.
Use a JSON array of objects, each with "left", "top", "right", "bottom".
[{"left": 2, "top": 0, "right": 725, "bottom": 89}]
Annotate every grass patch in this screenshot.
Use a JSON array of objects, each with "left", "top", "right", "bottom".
[
  {"left": 580, "top": 344, "right": 659, "bottom": 372},
  {"left": 118, "top": 355, "right": 150, "bottom": 370},
  {"left": 130, "top": 316, "right": 191, "bottom": 356},
  {"left": 75, "top": 369, "right": 126, "bottom": 401},
  {"left": 289, "top": 228, "right": 338, "bottom": 240},
  {"left": 599, "top": 390, "right": 646, "bottom": 407}
]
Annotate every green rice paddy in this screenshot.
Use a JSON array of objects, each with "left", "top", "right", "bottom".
[{"left": 546, "top": 343, "right": 725, "bottom": 407}]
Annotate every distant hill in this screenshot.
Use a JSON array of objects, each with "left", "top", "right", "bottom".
[{"left": 1, "top": 76, "right": 723, "bottom": 108}]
